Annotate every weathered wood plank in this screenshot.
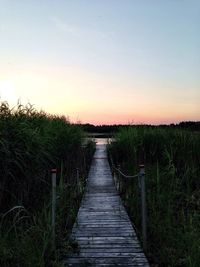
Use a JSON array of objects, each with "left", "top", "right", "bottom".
[
  {"left": 65, "top": 257, "right": 149, "bottom": 266},
  {"left": 65, "top": 144, "right": 149, "bottom": 266},
  {"left": 77, "top": 248, "right": 143, "bottom": 253}
]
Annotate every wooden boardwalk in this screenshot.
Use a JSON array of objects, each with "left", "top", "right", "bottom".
[{"left": 65, "top": 144, "right": 149, "bottom": 267}]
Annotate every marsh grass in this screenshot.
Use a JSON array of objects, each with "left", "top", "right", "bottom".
[
  {"left": 0, "top": 101, "right": 95, "bottom": 266},
  {"left": 108, "top": 126, "right": 200, "bottom": 267}
]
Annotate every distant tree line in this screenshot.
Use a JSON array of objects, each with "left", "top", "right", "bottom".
[
  {"left": 77, "top": 123, "right": 127, "bottom": 133},
  {"left": 77, "top": 121, "right": 200, "bottom": 133}
]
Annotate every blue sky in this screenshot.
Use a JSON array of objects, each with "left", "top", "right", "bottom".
[{"left": 0, "top": 0, "right": 199, "bottom": 124}]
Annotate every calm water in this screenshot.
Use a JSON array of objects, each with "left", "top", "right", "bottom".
[
  {"left": 85, "top": 136, "right": 113, "bottom": 146},
  {"left": 85, "top": 133, "right": 114, "bottom": 145},
  {"left": 94, "top": 138, "right": 110, "bottom": 145}
]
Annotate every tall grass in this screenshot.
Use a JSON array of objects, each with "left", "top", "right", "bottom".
[
  {"left": 0, "top": 101, "right": 95, "bottom": 266},
  {"left": 108, "top": 126, "right": 200, "bottom": 267}
]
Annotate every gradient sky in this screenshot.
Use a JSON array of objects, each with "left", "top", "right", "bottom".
[{"left": 0, "top": 0, "right": 199, "bottom": 125}]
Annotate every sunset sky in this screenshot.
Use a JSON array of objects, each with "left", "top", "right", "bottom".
[{"left": 0, "top": 0, "right": 199, "bottom": 125}]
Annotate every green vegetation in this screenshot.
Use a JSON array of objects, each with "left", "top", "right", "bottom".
[
  {"left": 0, "top": 101, "right": 95, "bottom": 266},
  {"left": 108, "top": 126, "right": 200, "bottom": 267}
]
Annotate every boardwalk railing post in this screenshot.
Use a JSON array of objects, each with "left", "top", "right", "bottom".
[
  {"left": 51, "top": 168, "right": 57, "bottom": 247},
  {"left": 118, "top": 164, "right": 121, "bottom": 192},
  {"left": 76, "top": 167, "right": 80, "bottom": 194},
  {"left": 139, "top": 164, "right": 147, "bottom": 251}
]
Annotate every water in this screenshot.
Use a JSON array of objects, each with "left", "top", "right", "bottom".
[
  {"left": 84, "top": 135, "right": 114, "bottom": 145},
  {"left": 94, "top": 138, "right": 110, "bottom": 145}
]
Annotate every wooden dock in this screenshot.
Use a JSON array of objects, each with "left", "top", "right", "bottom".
[{"left": 65, "top": 144, "right": 149, "bottom": 266}]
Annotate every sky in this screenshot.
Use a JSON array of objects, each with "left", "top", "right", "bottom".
[{"left": 0, "top": 0, "right": 199, "bottom": 125}]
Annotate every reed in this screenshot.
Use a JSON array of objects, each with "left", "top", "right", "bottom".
[
  {"left": 0, "top": 101, "right": 95, "bottom": 266},
  {"left": 108, "top": 126, "right": 200, "bottom": 266}
]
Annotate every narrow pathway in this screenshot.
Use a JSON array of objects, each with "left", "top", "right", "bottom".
[{"left": 65, "top": 144, "right": 149, "bottom": 266}]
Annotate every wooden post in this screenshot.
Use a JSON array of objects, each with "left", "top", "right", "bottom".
[
  {"left": 76, "top": 167, "right": 80, "bottom": 194},
  {"left": 139, "top": 164, "right": 147, "bottom": 251},
  {"left": 51, "top": 168, "right": 57, "bottom": 246},
  {"left": 118, "top": 164, "right": 121, "bottom": 192}
]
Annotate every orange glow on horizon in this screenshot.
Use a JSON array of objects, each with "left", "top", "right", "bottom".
[{"left": 0, "top": 65, "right": 199, "bottom": 126}]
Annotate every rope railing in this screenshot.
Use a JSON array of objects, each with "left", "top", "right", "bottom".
[
  {"left": 109, "top": 155, "right": 147, "bottom": 251},
  {"left": 113, "top": 165, "right": 139, "bottom": 179}
]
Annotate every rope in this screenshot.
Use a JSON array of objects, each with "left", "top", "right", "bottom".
[
  {"left": 108, "top": 152, "right": 138, "bottom": 179},
  {"left": 113, "top": 166, "right": 138, "bottom": 179}
]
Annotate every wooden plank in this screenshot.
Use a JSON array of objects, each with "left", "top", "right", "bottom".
[
  {"left": 73, "top": 237, "right": 140, "bottom": 242},
  {"left": 73, "top": 243, "right": 140, "bottom": 248},
  {"left": 71, "top": 233, "right": 135, "bottom": 238},
  {"left": 68, "top": 252, "right": 145, "bottom": 258},
  {"left": 73, "top": 223, "right": 133, "bottom": 228},
  {"left": 65, "top": 257, "right": 149, "bottom": 266},
  {"left": 65, "top": 144, "right": 149, "bottom": 266},
  {"left": 75, "top": 248, "right": 143, "bottom": 253},
  {"left": 74, "top": 224, "right": 133, "bottom": 228}
]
